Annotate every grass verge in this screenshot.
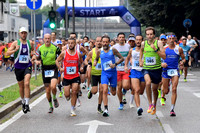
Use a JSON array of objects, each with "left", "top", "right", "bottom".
[{"left": 0, "top": 74, "right": 43, "bottom": 108}]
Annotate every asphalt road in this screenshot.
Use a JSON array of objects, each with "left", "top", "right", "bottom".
[{"left": 1, "top": 69, "right": 200, "bottom": 133}]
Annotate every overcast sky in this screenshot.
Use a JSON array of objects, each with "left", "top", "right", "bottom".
[{"left": 17, "top": 0, "right": 119, "bottom": 8}]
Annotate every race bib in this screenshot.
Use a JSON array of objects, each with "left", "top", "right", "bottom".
[
  {"left": 67, "top": 67, "right": 76, "bottom": 74},
  {"left": 44, "top": 70, "right": 54, "bottom": 77},
  {"left": 103, "top": 60, "right": 112, "bottom": 71},
  {"left": 19, "top": 55, "right": 29, "bottom": 63},
  {"left": 134, "top": 60, "right": 140, "bottom": 67},
  {"left": 183, "top": 52, "right": 187, "bottom": 57},
  {"left": 95, "top": 63, "right": 102, "bottom": 70},
  {"left": 117, "top": 61, "right": 125, "bottom": 70},
  {"left": 146, "top": 57, "right": 156, "bottom": 65},
  {"left": 167, "top": 69, "right": 178, "bottom": 76}
]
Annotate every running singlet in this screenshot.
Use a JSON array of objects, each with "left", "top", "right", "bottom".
[
  {"left": 113, "top": 43, "right": 130, "bottom": 71},
  {"left": 91, "top": 48, "right": 101, "bottom": 75},
  {"left": 37, "top": 44, "right": 61, "bottom": 66},
  {"left": 179, "top": 44, "right": 190, "bottom": 60},
  {"left": 143, "top": 40, "right": 161, "bottom": 70},
  {"left": 132, "top": 48, "right": 143, "bottom": 71},
  {"left": 63, "top": 49, "right": 79, "bottom": 79},
  {"left": 100, "top": 47, "right": 116, "bottom": 72},
  {"left": 14, "top": 40, "right": 32, "bottom": 69},
  {"left": 163, "top": 46, "right": 180, "bottom": 76},
  {"left": 3, "top": 47, "right": 10, "bottom": 58},
  {"left": 0, "top": 46, "right": 5, "bottom": 60}
]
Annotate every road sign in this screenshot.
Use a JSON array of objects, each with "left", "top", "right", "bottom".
[
  {"left": 76, "top": 120, "right": 113, "bottom": 133},
  {"left": 183, "top": 19, "right": 192, "bottom": 28},
  {"left": 26, "top": 0, "right": 42, "bottom": 10}
]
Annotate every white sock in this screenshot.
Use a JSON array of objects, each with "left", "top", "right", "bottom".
[
  {"left": 80, "top": 83, "right": 83, "bottom": 89},
  {"left": 130, "top": 94, "right": 134, "bottom": 104},
  {"left": 21, "top": 98, "right": 25, "bottom": 104},
  {"left": 71, "top": 106, "right": 75, "bottom": 111},
  {"left": 171, "top": 104, "right": 175, "bottom": 111},
  {"left": 25, "top": 98, "right": 30, "bottom": 105}
]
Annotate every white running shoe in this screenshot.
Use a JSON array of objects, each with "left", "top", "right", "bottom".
[
  {"left": 71, "top": 110, "right": 76, "bottom": 116},
  {"left": 129, "top": 103, "right": 135, "bottom": 108}
]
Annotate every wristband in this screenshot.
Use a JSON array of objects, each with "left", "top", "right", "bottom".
[{"left": 115, "top": 63, "right": 117, "bottom": 66}]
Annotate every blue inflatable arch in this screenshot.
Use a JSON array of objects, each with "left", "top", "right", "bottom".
[{"left": 43, "top": 6, "right": 141, "bottom": 36}]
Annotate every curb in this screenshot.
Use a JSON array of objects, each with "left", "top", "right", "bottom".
[{"left": 0, "top": 85, "right": 44, "bottom": 119}]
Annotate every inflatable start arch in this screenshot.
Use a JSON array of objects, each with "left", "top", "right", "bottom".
[{"left": 43, "top": 6, "right": 141, "bottom": 36}]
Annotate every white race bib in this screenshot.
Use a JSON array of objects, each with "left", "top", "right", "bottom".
[
  {"left": 133, "top": 60, "right": 140, "bottom": 67},
  {"left": 103, "top": 60, "right": 112, "bottom": 71},
  {"left": 66, "top": 67, "right": 76, "bottom": 74},
  {"left": 146, "top": 57, "right": 156, "bottom": 65},
  {"left": 19, "top": 55, "right": 29, "bottom": 63},
  {"left": 44, "top": 70, "right": 54, "bottom": 77},
  {"left": 95, "top": 63, "right": 102, "bottom": 70},
  {"left": 117, "top": 61, "right": 125, "bottom": 70},
  {"left": 167, "top": 69, "right": 178, "bottom": 76}
]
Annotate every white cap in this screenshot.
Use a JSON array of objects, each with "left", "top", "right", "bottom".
[
  {"left": 128, "top": 37, "right": 135, "bottom": 41},
  {"left": 19, "top": 27, "right": 28, "bottom": 33}
]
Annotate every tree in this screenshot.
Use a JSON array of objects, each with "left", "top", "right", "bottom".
[{"left": 129, "top": 0, "right": 200, "bottom": 38}]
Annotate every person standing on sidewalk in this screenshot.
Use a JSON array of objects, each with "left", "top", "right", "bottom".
[{"left": 5, "top": 27, "right": 35, "bottom": 114}]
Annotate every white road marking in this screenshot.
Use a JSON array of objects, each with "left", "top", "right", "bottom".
[
  {"left": 179, "top": 79, "right": 197, "bottom": 82},
  {"left": 193, "top": 93, "right": 200, "bottom": 98},
  {"left": 156, "top": 111, "right": 164, "bottom": 118},
  {"left": 0, "top": 93, "right": 46, "bottom": 132},
  {"left": 163, "top": 124, "right": 174, "bottom": 133}
]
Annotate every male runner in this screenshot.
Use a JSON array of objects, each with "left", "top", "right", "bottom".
[
  {"left": 2, "top": 43, "right": 11, "bottom": 71},
  {"left": 35, "top": 33, "right": 60, "bottom": 113},
  {"left": 139, "top": 27, "right": 166, "bottom": 115},
  {"left": 162, "top": 34, "right": 185, "bottom": 116},
  {"left": 113, "top": 32, "right": 130, "bottom": 110},
  {"left": 94, "top": 36, "right": 124, "bottom": 117},
  {"left": 56, "top": 38, "right": 84, "bottom": 116},
  {"left": 5, "top": 27, "right": 35, "bottom": 113},
  {"left": 85, "top": 36, "right": 103, "bottom": 113},
  {"left": 125, "top": 35, "right": 145, "bottom": 116},
  {"left": 0, "top": 42, "right": 5, "bottom": 68}
]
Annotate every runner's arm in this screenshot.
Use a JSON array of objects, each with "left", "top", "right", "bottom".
[
  {"left": 56, "top": 51, "right": 65, "bottom": 70},
  {"left": 139, "top": 41, "right": 144, "bottom": 67},
  {"left": 179, "top": 47, "right": 186, "bottom": 64},
  {"left": 5, "top": 41, "right": 19, "bottom": 56},
  {"left": 112, "top": 48, "right": 124, "bottom": 66},
  {"left": 84, "top": 51, "right": 92, "bottom": 65},
  {"left": 80, "top": 46, "right": 88, "bottom": 56},
  {"left": 157, "top": 40, "right": 166, "bottom": 59},
  {"left": 125, "top": 49, "right": 132, "bottom": 73},
  {"left": 94, "top": 49, "right": 100, "bottom": 66}
]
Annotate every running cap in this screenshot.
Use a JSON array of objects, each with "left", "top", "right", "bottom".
[
  {"left": 84, "top": 42, "right": 90, "bottom": 47},
  {"left": 19, "top": 27, "right": 28, "bottom": 33},
  {"left": 128, "top": 37, "right": 135, "bottom": 41},
  {"left": 56, "top": 40, "right": 62, "bottom": 44},
  {"left": 160, "top": 35, "right": 167, "bottom": 40}
]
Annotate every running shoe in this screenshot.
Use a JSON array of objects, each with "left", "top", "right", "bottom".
[
  {"left": 158, "top": 89, "right": 161, "bottom": 99},
  {"left": 122, "top": 96, "right": 127, "bottom": 104},
  {"left": 147, "top": 104, "right": 153, "bottom": 113},
  {"left": 78, "top": 90, "right": 82, "bottom": 96},
  {"left": 129, "top": 103, "right": 135, "bottom": 108},
  {"left": 103, "top": 109, "right": 109, "bottom": 117},
  {"left": 48, "top": 107, "right": 53, "bottom": 113},
  {"left": 160, "top": 97, "right": 166, "bottom": 106},
  {"left": 23, "top": 105, "right": 30, "bottom": 114},
  {"left": 151, "top": 106, "right": 156, "bottom": 115},
  {"left": 170, "top": 110, "right": 176, "bottom": 117},
  {"left": 87, "top": 90, "right": 93, "bottom": 99},
  {"left": 59, "top": 92, "right": 63, "bottom": 98},
  {"left": 53, "top": 99, "right": 59, "bottom": 108},
  {"left": 184, "top": 78, "right": 187, "bottom": 82},
  {"left": 179, "top": 70, "right": 183, "bottom": 75},
  {"left": 137, "top": 108, "right": 143, "bottom": 116},
  {"left": 6, "top": 66, "right": 10, "bottom": 71},
  {"left": 71, "top": 110, "right": 76, "bottom": 116},
  {"left": 97, "top": 108, "right": 103, "bottom": 114},
  {"left": 118, "top": 103, "right": 124, "bottom": 110}
]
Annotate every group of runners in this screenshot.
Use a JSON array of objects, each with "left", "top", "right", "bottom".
[{"left": 2, "top": 26, "right": 199, "bottom": 117}]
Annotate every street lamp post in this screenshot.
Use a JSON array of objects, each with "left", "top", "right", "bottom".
[
  {"left": 65, "top": 0, "right": 69, "bottom": 37},
  {"left": 72, "top": 0, "right": 75, "bottom": 32}
]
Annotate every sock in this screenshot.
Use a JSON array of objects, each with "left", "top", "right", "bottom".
[
  {"left": 130, "top": 94, "right": 134, "bottom": 104},
  {"left": 21, "top": 98, "right": 25, "bottom": 104},
  {"left": 49, "top": 102, "right": 53, "bottom": 108},
  {"left": 104, "top": 105, "right": 108, "bottom": 110},
  {"left": 122, "top": 89, "right": 127, "bottom": 95},
  {"left": 120, "top": 102, "right": 123, "bottom": 105},
  {"left": 80, "top": 83, "right": 83, "bottom": 89},
  {"left": 58, "top": 84, "right": 62, "bottom": 91},
  {"left": 137, "top": 107, "right": 141, "bottom": 110},
  {"left": 71, "top": 106, "right": 75, "bottom": 111},
  {"left": 171, "top": 104, "right": 175, "bottom": 111},
  {"left": 53, "top": 94, "right": 56, "bottom": 100},
  {"left": 25, "top": 98, "right": 30, "bottom": 105},
  {"left": 98, "top": 104, "right": 101, "bottom": 109}
]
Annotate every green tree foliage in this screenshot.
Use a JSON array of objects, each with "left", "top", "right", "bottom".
[{"left": 129, "top": 0, "right": 200, "bottom": 38}]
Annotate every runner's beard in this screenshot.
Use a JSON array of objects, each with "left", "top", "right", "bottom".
[
  {"left": 103, "top": 45, "right": 109, "bottom": 50},
  {"left": 69, "top": 46, "right": 75, "bottom": 50}
]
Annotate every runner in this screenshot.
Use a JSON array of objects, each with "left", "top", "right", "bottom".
[
  {"left": 35, "top": 33, "right": 60, "bottom": 113},
  {"left": 56, "top": 38, "right": 84, "bottom": 116},
  {"left": 179, "top": 37, "right": 192, "bottom": 82},
  {"left": 94, "top": 35, "right": 124, "bottom": 117},
  {"left": 139, "top": 27, "right": 166, "bottom": 115},
  {"left": 5, "top": 27, "right": 35, "bottom": 113},
  {"left": 51, "top": 32, "right": 59, "bottom": 46},
  {"left": 162, "top": 34, "right": 185, "bottom": 116},
  {"left": 113, "top": 32, "right": 130, "bottom": 110},
  {"left": 125, "top": 35, "right": 145, "bottom": 116},
  {"left": 2, "top": 43, "right": 11, "bottom": 71},
  {"left": 0, "top": 42, "right": 5, "bottom": 69},
  {"left": 85, "top": 36, "right": 104, "bottom": 113}
]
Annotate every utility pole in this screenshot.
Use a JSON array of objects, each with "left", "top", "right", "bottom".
[
  {"left": 72, "top": 0, "right": 75, "bottom": 32},
  {"left": 89, "top": 0, "right": 91, "bottom": 38},
  {"left": 84, "top": 0, "right": 87, "bottom": 36},
  {"left": 65, "top": 0, "right": 69, "bottom": 37}
]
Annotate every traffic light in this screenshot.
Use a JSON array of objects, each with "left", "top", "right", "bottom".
[{"left": 48, "top": 9, "right": 57, "bottom": 30}]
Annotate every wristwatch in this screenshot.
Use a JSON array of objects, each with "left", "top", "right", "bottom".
[
  {"left": 115, "top": 63, "right": 118, "bottom": 66},
  {"left": 154, "top": 49, "right": 158, "bottom": 52}
]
